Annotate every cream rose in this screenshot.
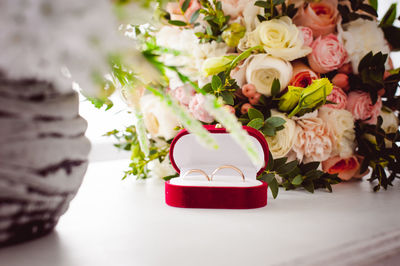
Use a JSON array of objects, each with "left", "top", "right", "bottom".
[
  {"left": 265, "top": 110, "right": 299, "bottom": 158},
  {"left": 234, "top": 54, "right": 293, "bottom": 96},
  {"left": 140, "top": 94, "right": 180, "bottom": 140},
  {"left": 338, "top": 19, "right": 390, "bottom": 74},
  {"left": 318, "top": 107, "right": 355, "bottom": 158},
  {"left": 292, "top": 111, "right": 335, "bottom": 163},
  {"left": 240, "top": 16, "right": 311, "bottom": 61}
]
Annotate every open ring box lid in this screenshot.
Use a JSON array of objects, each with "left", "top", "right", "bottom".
[{"left": 165, "top": 125, "right": 269, "bottom": 209}]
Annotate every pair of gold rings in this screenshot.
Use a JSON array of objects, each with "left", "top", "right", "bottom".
[{"left": 182, "top": 165, "right": 245, "bottom": 182}]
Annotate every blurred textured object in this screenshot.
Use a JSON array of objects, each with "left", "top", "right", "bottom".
[{"left": 0, "top": 78, "right": 90, "bottom": 247}]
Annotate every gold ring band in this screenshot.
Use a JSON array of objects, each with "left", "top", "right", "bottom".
[
  {"left": 182, "top": 169, "right": 211, "bottom": 181},
  {"left": 210, "top": 165, "right": 245, "bottom": 182}
]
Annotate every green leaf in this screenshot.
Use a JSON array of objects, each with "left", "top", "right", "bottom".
[
  {"left": 271, "top": 79, "right": 281, "bottom": 97},
  {"left": 211, "top": 75, "right": 222, "bottom": 91},
  {"left": 262, "top": 124, "right": 276, "bottom": 136},
  {"left": 380, "top": 3, "right": 397, "bottom": 27},
  {"left": 190, "top": 9, "right": 200, "bottom": 24},
  {"left": 260, "top": 173, "right": 275, "bottom": 183},
  {"left": 248, "top": 108, "right": 264, "bottom": 120},
  {"left": 168, "top": 20, "right": 187, "bottom": 26},
  {"left": 273, "top": 0, "right": 285, "bottom": 5},
  {"left": 221, "top": 91, "right": 234, "bottom": 105},
  {"left": 255, "top": 1, "right": 268, "bottom": 8},
  {"left": 268, "top": 178, "right": 279, "bottom": 199},
  {"left": 303, "top": 181, "right": 315, "bottom": 193},
  {"left": 369, "top": 0, "right": 377, "bottom": 11},
  {"left": 276, "top": 160, "right": 298, "bottom": 175},
  {"left": 291, "top": 175, "right": 303, "bottom": 186},
  {"left": 181, "top": 0, "right": 191, "bottom": 12},
  {"left": 266, "top": 151, "right": 274, "bottom": 170},
  {"left": 266, "top": 116, "right": 286, "bottom": 128},
  {"left": 273, "top": 157, "right": 287, "bottom": 170},
  {"left": 247, "top": 118, "right": 264, "bottom": 130},
  {"left": 163, "top": 173, "right": 179, "bottom": 181}
]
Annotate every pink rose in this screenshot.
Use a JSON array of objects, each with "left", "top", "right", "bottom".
[
  {"left": 166, "top": 0, "right": 201, "bottom": 22},
  {"left": 332, "top": 73, "right": 349, "bottom": 91},
  {"left": 292, "top": 112, "right": 335, "bottom": 163},
  {"left": 298, "top": 26, "right": 314, "bottom": 47},
  {"left": 325, "top": 86, "right": 347, "bottom": 109},
  {"left": 307, "top": 34, "right": 348, "bottom": 74},
  {"left": 170, "top": 85, "right": 195, "bottom": 107},
  {"left": 293, "top": 0, "right": 339, "bottom": 37},
  {"left": 322, "top": 155, "right": 360, "bottom": 181},
  {"left": 346, "top": 91, "right": 382, "bottom": 124},
  {"left": 189, "top": 94, "right": 214, "bottom": 123}
]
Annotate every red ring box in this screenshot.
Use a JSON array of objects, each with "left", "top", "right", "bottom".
[{"left": 165, "top": 125, "right": 269, "bottom": 209}]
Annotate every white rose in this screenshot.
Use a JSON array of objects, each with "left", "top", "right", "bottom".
[
  {"left": 338, "top": 19, "right": 390, "bottom": 74},
  {"left": 318, "top": 107, "right": 355, "bottom": 158},
  {"left": 239, "top": 16, "right": 311, "bottom": 61},
  {"left": 265, "top": 110, "right": 299, "bottom": 158},
  {"left": 243, "top": 54, "right": 293, "bottom": 96},
  {"left": 380, "top": 108, "right": 399, "bottom": 134},
  {"left": 220, "top": 0, "right": 249, "bottom": 19},
  {"left": 140, "top": 94, "right": 180, "bottom": 140}
]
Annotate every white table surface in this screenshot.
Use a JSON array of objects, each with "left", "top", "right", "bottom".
[{"left": 0, "top": 159, "right": 399, "bottom": 266}]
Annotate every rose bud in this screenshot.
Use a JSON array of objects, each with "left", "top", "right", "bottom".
[
  {"left": 242, "top": 84, "right": 257, "bottom": 98},
  {"left": 278, "top": 86, "right": 302, "bottom": 112},
  {"left": 249, "top": 93, "right": 261, "bottom": 105},
  {"left": 332, "top": 73, "right": 349, "bottom": 91},
  {"left": 241, "top": 103, "right": 253, "bottom": 114}
]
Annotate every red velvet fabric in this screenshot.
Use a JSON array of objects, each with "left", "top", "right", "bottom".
[{"left": 165, "top": 181, "right": 268, "bottom": 209}]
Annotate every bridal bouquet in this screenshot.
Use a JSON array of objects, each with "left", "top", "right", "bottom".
[{"left": 97, "top": 0, "right": 400, "bottom": 198}]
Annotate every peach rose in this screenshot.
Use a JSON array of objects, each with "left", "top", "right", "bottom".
[
  {"left": 307, "top": 34, "right": 348, "bottom": 74},
  {"left": 346, "top": 91, "right": 382, "bottom": 124},
  {"left": 325, "top": 86, "right": 347, "bottom": 109},
  {"left": 322, "top": 155, "right": 360, "bottom": 181},
  {"left": 189, "top": 93, "right": 214, "bottom": 123},
  {"left": 293, "top": 0, "right": 339, "bottom": 37},
  {"left": 292, "top": 111, "right": 335, "bottom": 163},
  {"left": 166, "top": 0, "right": 201, "bottom": 22},
  {"left": 289, "top": 61, "right": 319, "bottom": 88},
  {"left": 298, "top": 26, "right": 314, "bottom": 47}
]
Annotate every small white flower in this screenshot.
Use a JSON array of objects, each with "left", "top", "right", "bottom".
[{"left": 148, "top": 157, "right": 176, "bottom": 180}]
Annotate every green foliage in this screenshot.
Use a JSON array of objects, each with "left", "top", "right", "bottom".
[
  {"left": 194, "top": 0, "right": 231, "bottom": 43},
  {"left": 255, "top": 0, "right": 298, "bottom": 21},
  {"left": 355, "top": 117, "right": 400, "bottom": 192},
  {"left": 349, "top": 52, "right": 387, "bottom": 104},
  {"left": 338, "top": 0, "right": 377, "bottom": 24},
  {"left": 246, "top": 108, "right": 286, "bottom": 136},
  {"left": 258, "top": 153, "right": 341, "bottom": 199},
  {"left": 104, "top": 125, "right": 170, "bottom": 180}
]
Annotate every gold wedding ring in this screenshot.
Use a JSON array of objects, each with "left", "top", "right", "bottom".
[
  {"left": 210, "top": 165, "right": 245, "bottom": 182},
  {"left": 182, "top": 169, "right": 211, "bottom": 181}
]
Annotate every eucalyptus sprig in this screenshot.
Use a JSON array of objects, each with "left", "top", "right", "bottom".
[
  {"left": 355, "top": 116, "right": 400, "bottom": 192},
  {"left": 104, "top": 125, "right": 170, "bottom": 180},
  {"left": 259, "top": 154, "right": 341, "bottom": 199},
  {"left": 255, "top": 0, "right": 298, "bottom": 22},
  {"left": 195, "top": 0, "right": 231, "bottom": 42}
]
